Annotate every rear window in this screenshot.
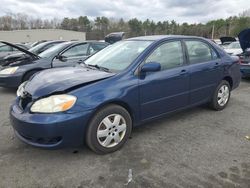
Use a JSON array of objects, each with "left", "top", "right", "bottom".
[
  {"left": 185, "top": 40, "right": 218, "bottom": 64},
  {"left": 227, "top": 42, "right": 241, "bottom": 49}
]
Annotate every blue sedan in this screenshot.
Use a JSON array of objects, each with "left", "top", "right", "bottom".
[{"left": 10, "top": 35, "right": 241, "bottom": 154}]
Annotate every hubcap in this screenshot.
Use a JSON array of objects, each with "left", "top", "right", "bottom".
[
  {"left": 217, "top": 85, "right": 230, "bottom": 106},
  {"left": 97, "top": 114, "right": 127, "bottom": 148}
]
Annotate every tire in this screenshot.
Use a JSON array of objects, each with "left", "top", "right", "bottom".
[
  {"left": 86, "top": 104, "right": 132, "bottom": 154},
  {"left": 22, "top": 70, "right": 38, "bottom": 82},
  {"left": 210, "top": 80, "right": 231, "bottom": 111}
]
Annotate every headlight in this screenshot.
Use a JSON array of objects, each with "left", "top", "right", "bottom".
[
  {"left": 17, "top": 81, "right": 28, "bottom": 97},
  {"left": 0, "top": 67, "right": 19, "bottom": 75},
  {"left": 30, "top": 95, "right": 77, "bottom": 113}
]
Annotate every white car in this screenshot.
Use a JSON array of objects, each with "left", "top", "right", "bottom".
[{"left": 224, "top": 41, "right": 243, "bottom": 56}]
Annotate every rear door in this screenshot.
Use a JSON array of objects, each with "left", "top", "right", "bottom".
[
  {"left": 139, "top": 40, "right": 189, "bottom": 121},
  {"left": 52, "top": 43, "right": 89, "bottom": 67},
  {"left": 184, "top": 40, "right": 223, "bottom": 105}
]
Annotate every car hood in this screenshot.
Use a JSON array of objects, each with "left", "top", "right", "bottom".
[
  {"left": 10, "top": 57, "right": 49, "bottom": 67},
  {"left": 220, "top": 37, "right": 236, "bottom": 44},
  {"left": 1, "top": 56, "right": 42, "bottom": 67},
  {"left": 0, "top": 41, "right": 39, "bottom": 67},
  {"left": 238, "top": 28, "right": 250, "bottom": 51},
  {"left": 25, "top": 67, "right": 115, "bottom": 99},
  {"left": 4, "top": 52, "right": 24, "bottom": 59},
  {"left": 0, "top": 41, "right": 39, "bottom": 58}
]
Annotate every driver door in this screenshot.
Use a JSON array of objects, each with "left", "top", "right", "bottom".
[
  {"left": 52, "top": 43, "right": 90, "bottom": 67},
  {"left": 139, "top": 40, "right": 189, "bottom": 121}
]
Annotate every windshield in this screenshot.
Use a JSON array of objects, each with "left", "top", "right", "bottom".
[
  {"left": 227, "top": 42, "right": 241, "bottom": 49},
  {"left": 39, "top": 42, "right": 71, "bottom": 58},
  {"left": 29, "top": 42, "right": 49, "bottom": 54},
  {"left": 85, "top": 40, "right": 153, "bottom": 71}
]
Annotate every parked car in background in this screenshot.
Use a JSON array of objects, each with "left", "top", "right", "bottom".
[
  {"left": 238, "top": 28, "right": 250, "bottom": 77},
  {"left": 0, "top": 42, "right": 30, "bottom": 61},
  {"left": 224, "top": 41, "right": 243, "bottom": 56},
  {"left": 239, "top": 49, "right": 250, "bottom": 78},
  {"left": 2, "top": 40, "right": 66, "bottom": 66},
  {"left": 10, "top": 35, "right": 241, "bottom": 154},
  {"left": 30, "top": 40, "right": 48, "bottom": 48},
  {"left": 219, "top": 36, "right": 236, "bottom": 48},
  {"left": 0, "top": 41, "right": 109, "bottom": 88},
  {"left": 212, "top": 39, "right": 221, "bottom": 45},
  {"left": 105, "top": 32, "right": 125, "bottom": 44}
]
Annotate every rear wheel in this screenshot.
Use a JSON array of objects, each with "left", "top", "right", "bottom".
[
  {"left": 210, "top": 80, "right": 231, "bottom": 111},
  {"left": 86, "top": 105, "right": 132, "bottom": 154}
]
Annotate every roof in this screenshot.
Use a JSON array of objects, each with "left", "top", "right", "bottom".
[
  {"left": 127, "top": 35, "right": 203, "bottom": 41},
  {"left": 108, "top": 32, "right": 125, "bottom": 35},
  {"left": 58, "top": 40, "right": 107, "bottom": 45}
]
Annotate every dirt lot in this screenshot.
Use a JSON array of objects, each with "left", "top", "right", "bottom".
[{"left": 0, "top": 79, "right": 250, "bottom": 188}]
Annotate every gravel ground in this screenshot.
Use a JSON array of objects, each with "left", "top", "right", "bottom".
[{"left": 0, "top": 79, "right": 250, "bottom": 188}]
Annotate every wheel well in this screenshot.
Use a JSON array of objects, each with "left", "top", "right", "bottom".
[
  {"left": 93, "top": 101, "right": 134, "bottom": 124},
  {"left": 22, "top": 69, "right": 42, "bottom": 82},
  {"left": 223, "top": 76, "right": 233, "bottom": 89},
  {"left": 83, "top": 101, "right": 134, "bottom": 145}
]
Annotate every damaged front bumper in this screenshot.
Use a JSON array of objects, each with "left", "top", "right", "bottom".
[{"left": 10, "top": 98, "right": 93, "bottom": 149}]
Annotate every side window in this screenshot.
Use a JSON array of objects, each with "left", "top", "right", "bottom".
[
  {"left": 89, "top": 43, "right": 108, "bottom": 55},
  {"left": 0, "top": 45, "right": 12, "bottom": 52},
  {"left": 185, "top": 40, "right": 218, "bottom": 64},
  {"left": 145, "top": 41, "right": 184, "bottom": 70},
  {"left": 62, "top": 44, "right": 89, "bottom": 58}
]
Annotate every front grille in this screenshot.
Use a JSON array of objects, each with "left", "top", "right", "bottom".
[
  {"left": 19, "top": 132, "right": 62, "bottom": 145},
  {"left": 19, "top": 93, "right": 32, "bottom": 110}
]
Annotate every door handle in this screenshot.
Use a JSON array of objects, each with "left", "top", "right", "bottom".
[
  {"left": 214, "top": 62, "right": 219, "bottom": 67},
  {"left": 180, "top": 69, "right": 188, "bottom": 75}
]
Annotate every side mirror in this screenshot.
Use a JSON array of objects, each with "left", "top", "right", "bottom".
[
  {"left": 141, "top": 62, "right": 161, "bottom": 73},
  {"left": 56, "top": 55, "right": 67, "bottom": 62}
]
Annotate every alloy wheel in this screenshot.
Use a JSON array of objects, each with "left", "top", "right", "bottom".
[
  {"left": 97, "top": 114, "right": 127, "bottom": 148},
  {"left": 217, "top": 85, "right": 230, "bottom": 106}
]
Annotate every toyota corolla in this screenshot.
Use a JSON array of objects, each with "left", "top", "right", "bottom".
[{"left": 10, "top": 35, "right": 241, "bottom": 154}]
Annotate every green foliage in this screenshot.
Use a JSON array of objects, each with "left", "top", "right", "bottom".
[
  {"left": 128, "top": 18, "right": 143, "bottom": 36},
  {"left": 0, "top": 10, "right": 250, "bottom": 40},
  {"left": 78, "top": 16, "right": 91, "bottom": 32}
]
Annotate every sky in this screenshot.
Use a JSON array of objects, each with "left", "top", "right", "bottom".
[{"left": 0, "top": 0, "right": 249, "bottom": 23}]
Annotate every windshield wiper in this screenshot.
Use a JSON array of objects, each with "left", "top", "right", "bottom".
[{"left": 86, "top": 64, "right": 111, "bottom": 73}]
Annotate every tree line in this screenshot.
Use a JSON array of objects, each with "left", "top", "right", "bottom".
[{"left": 0, "top": 10, "right": 250, "bottom": 40}]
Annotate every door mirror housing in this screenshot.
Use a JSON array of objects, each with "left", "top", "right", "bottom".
[
  {"left": 56, "top": 55, "right": 67, "bottom": 62},
  {"left": 141, "top": 62, "right": 161, "bottom": 73}
]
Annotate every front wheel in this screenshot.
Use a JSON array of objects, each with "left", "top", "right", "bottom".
[
  {"left": 210, "top": 80, "right": 231, "bottom": 111},
  {"left": 86, "top": 105, "right": 132, "bottom": 154},
  {"left": 22, "top": 70, "right": 38, "bottom": 82}
]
